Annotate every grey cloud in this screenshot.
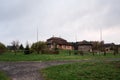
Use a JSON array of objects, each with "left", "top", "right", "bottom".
[
  {"left": 0, "top": 0, "right": 41, "bottom": 21},
  {"left": 0, "top": 0, "right": 26, "bottom": 21},
  {"left": 0, "top": 0, "right": 120, "bottom": 45}
]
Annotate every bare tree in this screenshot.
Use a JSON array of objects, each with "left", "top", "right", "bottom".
[{"left": 11, "top": 40, "right": 19, "bottom": 54}]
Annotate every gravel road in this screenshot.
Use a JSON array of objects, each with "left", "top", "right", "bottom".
[{"left": 0, "top": 58, "right": 120, "bottom": 80}]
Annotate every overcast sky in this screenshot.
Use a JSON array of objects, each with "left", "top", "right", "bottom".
[{"left": 0, "top": 0, "right": 120, "bottom": 45}]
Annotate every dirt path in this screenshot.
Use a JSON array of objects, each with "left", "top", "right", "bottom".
[{"left": 0, "top": 58, "right": 120, "bottom": 80}]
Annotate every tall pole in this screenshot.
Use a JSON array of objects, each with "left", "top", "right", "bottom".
[
  {"left": 100, "top": 27, "right": 103, "bottom": 52},
  {"left": 75, "top": 33, "right": 77, "bottom": 42},
  {"left": 100, "top": 27, "right": 102, "bottom": 42},
  {"left": 36, "top": 27, "right": 39, "bottom": 54},
  {"left": 37, "top": 27, "right": 38, "bottom": 42}
]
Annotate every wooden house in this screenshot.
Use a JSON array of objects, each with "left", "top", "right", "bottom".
[
  {"left": 103, "top": 43, "right": 115, "bottom": 53},
  {"left": 46, "top": 37, "right": 73, "bottom": 50},
  {"left": 77, "top": 40, "right": 92, "bottom": 52}
]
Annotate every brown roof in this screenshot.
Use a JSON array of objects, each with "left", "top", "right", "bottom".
[
  {"left": 103, "top": 43, "right": 115, "bottom": 47},
  {"left": 47, "top": 37, "right": 69, "bottom": 45},
  {"left": 78, "top": 40, "right": 92, "bottom": 46}
]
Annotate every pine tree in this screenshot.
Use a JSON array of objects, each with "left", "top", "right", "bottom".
[
  {"left": 24, "top": 44, "right": 30, "bottom": 55},
  {"left": 19, "top": 44, "right": 24, "bottom": 50}
]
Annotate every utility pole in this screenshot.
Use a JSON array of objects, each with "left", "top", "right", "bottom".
[
  {"left": 100, "top": 27, "right": 102, "bottom": 42},
  {"left": 37, "top": 27, "right": 39, "bottom": 42},
  {"left": 100, "top": 27, "right": 103, "bottom": 53},
  {"left": 75, "top": 34, "right": 77, "bottom": 42},
  {"left": 36, "top": 27, "right": 39, "bottom": 54}
]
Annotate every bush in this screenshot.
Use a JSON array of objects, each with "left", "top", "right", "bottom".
[
  {"left": 31, "top": 41, "right": 47, "bottom": 54},
  {"left": 41, "top": 50, "right": 59, "bottom": 54},
  {"left": 0, "top": 42, "right": 6, "bottom": 54}
]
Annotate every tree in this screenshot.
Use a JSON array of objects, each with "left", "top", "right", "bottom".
[
  {"left": 24, "top": 44, "right": 30, "bottom": 55},
  {"left": 92, "top": 41, "right": 104, "bottom": 53},
  {"left": 11, "top": 40, "right": 19, "bottom": 52},
  {"left": 92, "top": 41, "right": 100, "bottom": 51},
  {"left": 0, "top": 42, "right": 6, "bottom": 54},
  {"left": 113, "top": 45, "right": 118, "bottom": 55},
  {"left": 31, "top": 41, "right": 47, "bottom": 54},
  {"left": 19, "top": 44, "right": 24, "bottom": 50}
]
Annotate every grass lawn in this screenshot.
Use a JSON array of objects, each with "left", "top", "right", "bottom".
[
  {"left": 41, "top": 61, "right": 120, "bottom": 80},
  {"left": 0, "top": 50, "right": 120, "bottom": 61},
  {"left": 0, "top": 71, "right": 11, "bottom": 80}
]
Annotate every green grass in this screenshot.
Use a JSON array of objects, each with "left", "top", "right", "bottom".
[
  {"left": 41, "top": 61, "right": 120, "bottom": 80},
  {"left": 0, "top": 51, "right": 120, "bottom": 61},
  {"left": 0, "top": 71, "right": 11, "bottom": 80}
]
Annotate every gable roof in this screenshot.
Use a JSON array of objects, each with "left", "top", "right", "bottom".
[
  {"left": 78, "top": 40, "right": 92, "bottom": 46},
  {"left": 103, "top": 43, "right": 115, "bottom": 47},
  {"left": 46, "top": 37, "right": 69, "bottom": 45}
]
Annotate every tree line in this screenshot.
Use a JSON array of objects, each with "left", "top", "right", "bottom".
[
  {"left": 0, "top": 40, "right": 119, "bottom": 55},
  {"left": 0, "top": 40, "right": 49, "bottom": 55}
]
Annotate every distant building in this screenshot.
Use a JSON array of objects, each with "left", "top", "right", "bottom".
[
  {"left": 46, "top": 37, "right": 73, "bottom": 50},
  {"left": 7, "top": 45, "right": 14, "bottom": 50},
  {"left": 103, "top": 43, "right": 115, "bottom": 53},
  {"left": 77, "top": 40, "right": 92, "bottom": 52}
]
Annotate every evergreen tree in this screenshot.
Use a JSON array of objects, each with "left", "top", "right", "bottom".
[
  {"left": 19, "top": 44, "right": 24, "bottom": 50},
  {"left": 24, "top": 44, "right": 30, "bottom": 55}
]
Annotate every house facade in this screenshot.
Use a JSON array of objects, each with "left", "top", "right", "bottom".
[
  {"left": 103, "top": 43, "right": 115, "bottom": 53},
  {"left": 46, "top": 37, "right": 73, "bottom": 50},
  {"left": 77, "top": 40, "right": 92, "bottom": 52}
]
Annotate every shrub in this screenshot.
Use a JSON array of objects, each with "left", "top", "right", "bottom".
[
  {"left": 41, "top": 50, "right": 59, "bottom": 54},
  {"left": 0, "top": 42, "right": 6, "bottom": 54},
  {"left": 31, "top": 41, "right": 47, "bottom": 54}
]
